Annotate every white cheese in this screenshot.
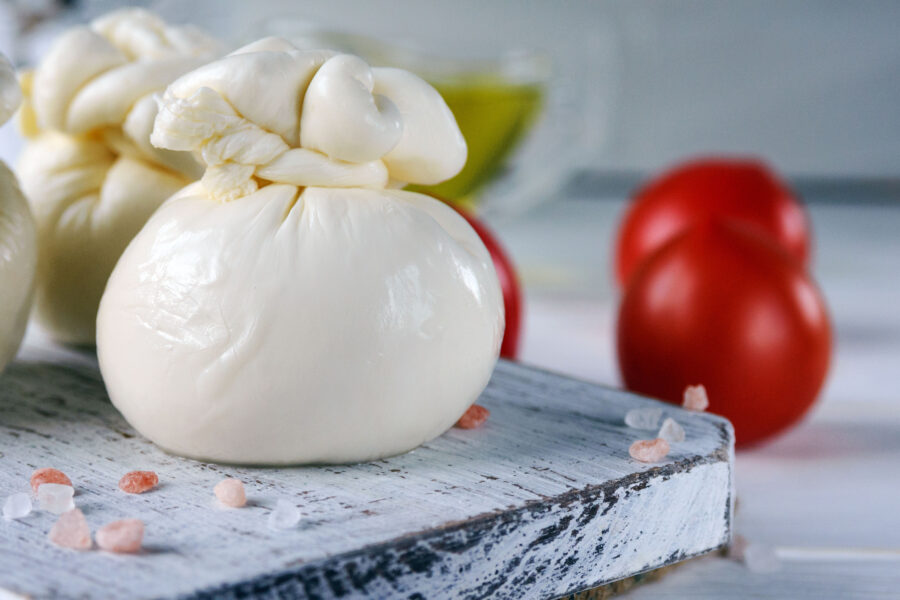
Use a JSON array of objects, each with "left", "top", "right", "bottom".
[{"left": 97, "top": 39, "right": 502, "bottom": 464}]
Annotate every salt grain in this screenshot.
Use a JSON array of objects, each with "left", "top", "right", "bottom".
[
  {"left": 268, "top": 499, "right": 301, "bottom": 530},
  {"left": 214, "top": 478, "right": 247, "bottom": 508},
  {"left": 3, "top": 493, "right": 32, "bottom": 520},
  {"left": 96, "top": 519, "right": 144, "bottom": 554},
  {"left": 30, "top": 468, "right": 72, "bottom": 494},
  {"left": 628, "top": 438, "right": 670, "bottom": 463},
  {"left": 743, "top": 543, "right": 781, "bottom": 573},
  {"left": 455, "top": 404, "right": 490, "bottom": 429},
  {"left": 37, "top": 483, "right": 75, "bottom": 514},
  {"left": 624, "top": 407, "right": 663, "bottom": 430},
  {"left": 47, "top": 509, "right": 91, "bottom": 550},
  {"left": 658, "top": 417, "right": 686, "bottom": 443},
  {"left": 682, "top": 384, "right": 709, "bottom": 411},
  {"left": 119, "top": 471, "right": 159, "bottom": 494}
]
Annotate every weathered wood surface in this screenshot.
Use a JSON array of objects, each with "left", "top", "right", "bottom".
[{"left": 0, "top": 340, "right": 733, "bottom": 600}]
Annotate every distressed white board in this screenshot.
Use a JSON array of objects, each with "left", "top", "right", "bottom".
[{"left": 0, "top": 342, "right": 733, "bottom": 599}]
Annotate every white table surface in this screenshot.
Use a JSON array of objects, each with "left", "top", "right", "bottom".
[{"left": 489, "top": 194, "right": 900, "bottom": 599}]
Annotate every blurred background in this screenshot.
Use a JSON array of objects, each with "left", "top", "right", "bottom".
[
  {"left": 3, "top": 1, "right": 900, "bottom": 180},
  {"left": 2, "top": 1, "right": 899, "bottom": 596}
]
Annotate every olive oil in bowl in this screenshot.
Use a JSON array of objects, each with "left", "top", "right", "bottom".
[{"left": 409, "top": 77, "right": 544, "bottom": 206}]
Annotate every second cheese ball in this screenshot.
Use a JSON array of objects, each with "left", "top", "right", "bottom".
[
  {"left": 0, "top": 54, "right": 36, "bottom": 373},
  {"left": 16, "top": 8, "right": 218, "bottom": 345}
]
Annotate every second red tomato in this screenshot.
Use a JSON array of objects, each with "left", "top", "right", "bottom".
[
  {"left": 617, "top": 220, "right": 831, "bottom": 446},
  {"left": 457, "top": 210, "right": 523, "bottom": 360}
]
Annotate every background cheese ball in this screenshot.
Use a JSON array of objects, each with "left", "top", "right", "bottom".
[
  {"left": 0, "top": 54, "right": 37, "bottom": 372},
  {"left": 16, "top": 8, "right": 217, "bottom": 345},
  {"left": 0, "top": 166, "right": 36, "bottom": 371}
]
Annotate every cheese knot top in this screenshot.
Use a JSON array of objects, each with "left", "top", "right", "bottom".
[
  {"left": 152, "top": 38, "right": 467, "bottom": 201},
  {"left": 21, "top": 7, "right": 218, "bottom": 177}
]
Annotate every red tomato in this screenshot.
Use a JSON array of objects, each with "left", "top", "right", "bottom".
[
  {"left": 617, "top": 220, "right": 831, "bottom": 446},
  {"left": 615, "top": 157, "right": 810, "bottom": 286},
  {"left": 458, "top": 210, "right": 523, "bottom": 359}
]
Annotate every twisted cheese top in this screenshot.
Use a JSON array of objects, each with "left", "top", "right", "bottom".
[
  {"left": 151, "top": 37, "right": 467, "bottom": 201},
  {"left": 20, "top": 8, "right": 218, "bottom": 177},
  {"left": 0, "top": 54, "right": 21, "bottom": 126}
]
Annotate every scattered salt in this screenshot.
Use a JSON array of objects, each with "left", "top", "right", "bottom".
[
  {"left": 3, "top": 493, "right": 32, "bottom": 520},
  {"left": 214, "top": 478, "right": 247, "bottom": 508},
  {"left": 47, "top": 509, "right": 91, "bottom": 550},
  {"left": 455, "top": 404, "right": 490, "bottom": 429},
  {"left": 658, "top": 417, "right": 686, "bottom": 443},
  {"left": 119, "top": 471, "right": 159, "bottom": 494},
  {"left": 96, "top": 519, "right": 144, "bottom": 554},
  {"left": 37, "top": 483, "right": 75, "bottom": 514},
  {"left": 624, "top": 407, "right": 663, "bottom": 430},
  {"left": 30, "top": 468, "right": 72, "bottom": 494},
  {"left": 268, "top": 499, "right": 301, "bottom": 530},
  {"left": 628, "top": 438, "right": 670, "bottom": 463},
  {"left": 743, "top": 543, "right": 781, "bottom": 573},
  {"left": 682, "top": 384, "right": 709, "bottom": 411}
]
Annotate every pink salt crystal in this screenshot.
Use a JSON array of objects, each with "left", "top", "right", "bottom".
[
  {"left": 47, "top": 509, "right": 91, "bottom": 550},
  {"left": 118, "top": 471, "right": 159, "bottom": 494},
  {"left": 96, "top": 519, "right": 144, "bottom": 554},
  {"left": 455, "top": 405, "right": 490, "bottom": 429},
  {"left": 628, "top": 438, "right": 670, "bottom": 463},
  {"left": 30, "top": 468, "right": 72, "bottom": 494},
  {"left": 682, "top": 384, "right": 709, "bottom": 412},
  {"left": 214, "top": 478, "right": 247, "bottom": 508}
]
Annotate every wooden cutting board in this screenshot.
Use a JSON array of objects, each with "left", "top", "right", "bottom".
[{"left": 0, "top": 340, "right": 733, "bottom": 599}]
